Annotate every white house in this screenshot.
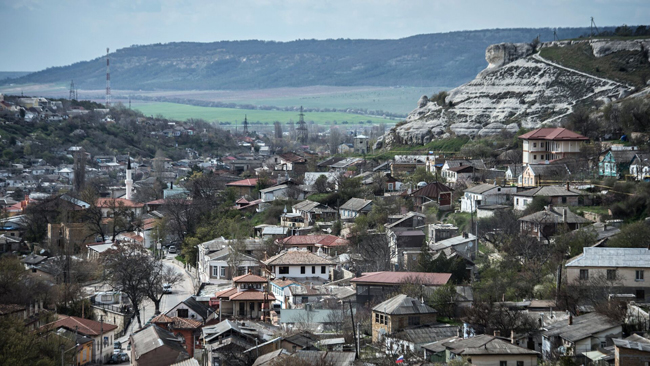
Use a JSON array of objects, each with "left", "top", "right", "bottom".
[
  {"left": 541, "top": 312, "right": 621, "bottom": 360},
  {"left": 165, "top": 296, "right": 216, "bottom": 324},
  {"left": 518, "top": 127, "right": 589, "bottom": 165},
  {"left": 339, "top": 198, "right": 373, "bottom": 220},
  {"left": 629, "top": 153, "right": 650, "bottom": 181},
  {"left": 270, "top": 278, "right": 302, "bottom": 309},
  {"left": 460, "top": 184, "right": 517, "bottom": 213},
  {"left": 262, "top": 248, "right": 335, "bottom": 281},
  {"left": 197, "top": 237, "right": 262, "bottom": 284}
]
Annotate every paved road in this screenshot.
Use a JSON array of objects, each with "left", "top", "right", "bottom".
[{"left": 116, "top": 253, "right": 195, "bottom": 346}]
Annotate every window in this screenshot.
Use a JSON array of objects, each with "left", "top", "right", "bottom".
[
  {"left": 500, "top": 361, "right": 508, "bottom": 366},
  {"left": 300, "top": 266, "right": 306, "bottom": 274},
  {"left": 177, "top": 309, "right": 189, "bottom": 318},
  {"left": 579, "top": 269, "right": 589, "bottom": 280},
  {"left": 637, "top": 270, "right": 645, "bottom": 281},
  {"left": 279, "top": 267, "right": 289, "bottom": 274},
  {"left": 312, "top": 266, "right": 315, "bottom": 274},
  {"left": 302, "top": 297, "right": 308, "bottom": 303},
  {"left": 533, "top": 155, "right": 537, "bottom": 160},
  {"left": 561, "top": 196, "right": 567, "bottom": 203},
  {"left": 321, "top": 266, "right": 326, "bottom": 274},
  {"left": 375, "top": 313, "right": 380, "bottom": 323},
  {"left": 516, "top": 198, "right": 519, "bottom": 205},
  {"left": 388, "top": 183, "right": 393, "bottom": 191},
  {"left": 533, "top": 143, "right": 537, "bottom": 148},
  {"left": 600, "top": 342, "right": 606, "bottom": 348},
  {"left": 517, "top": 362, "right": 524, "bottom": 366},
  {"left": 212, "top": 266, "right": 218, "bottom": 277},
  {"left": 607, "top": 269, "right": 616, "bottom": 280},
  {"left": 407, "top": 316, "right": 420, "bottom": 326},
  {"left": 638, "top": 290, "right": 646, "bottom": 300},
  {"left": 220, "top": 267, "right": 226, "bottom": 277}
]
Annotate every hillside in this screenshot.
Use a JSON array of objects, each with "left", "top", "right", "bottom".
[
  {"left": 2, "top": 28, "right": 612, "bottom": 91},
  {"left": 379, "top": 38, "right": 650, "bottom": 147}
]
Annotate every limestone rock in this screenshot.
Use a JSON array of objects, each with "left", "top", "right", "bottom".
[
  {"left": 418, "top": 95, "right": 429, "bottom": 108},
  {"left": 477, "top": 122, "right": 520, "bottom": 136},
  {"left": 591, "top": 40, "right": 643, "bottom": 58},
  {"left": 480, "top": 43, "right": 534, "bottom": 77}
]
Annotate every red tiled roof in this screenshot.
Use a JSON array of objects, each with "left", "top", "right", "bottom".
[
  {"left": 518, "top": 128, "right": 589, "bottom": 141},
  {"left": 229, "top": 289, "right": 276, "bottom": 301},
  {"left": 96, "top": 198, "right": 144, "bottom": 208},
  {"left": 146, "top": 199, "right": 166, "bottom": 205},
  {"left": 279, "top": 235, "right": 349, "bottom": 247},
  {"left": 235, "top": 197, "right": 249, "bottom": 204},
  {"left": 151, "top": 314, "right": 174, "bottom": 323},
  {"left": 350, "top": 272, "right": 452, "bottom": 286},
  {"left": 214, "top": 288, "right": 238, "bottom": 298},
  {"left": 227, "top": 178, "right": 259, "bottom": 187},
  {"left": 45, "top": 315, "right": 118, "bottom": 336},
  {"left": 233, "top": 273, "right": 268, "bottom": 283}
]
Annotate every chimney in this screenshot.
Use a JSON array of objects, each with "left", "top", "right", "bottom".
[
  {"left": 566, "top": 181, "right": 570, "bottom": 191},
  {"left": 568, "top": 314, "right": 573, "bottom": 325},
  {"left": 494, "top": 330, "right": 500, "bottom": 337},
  {"left": 511, "top": 330, "right": 515, "bottom": 344},
  {"left": 562, "top": 209, "right": 568, "bottom": 223}
]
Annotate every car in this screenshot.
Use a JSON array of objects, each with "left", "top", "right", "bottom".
[
  {"left": 113, "top": 340, "right": 121, "bottom": 355},
  {"left": 168, "top": 245, "right": 177, "bottom": 254},
  {"left": 163, "top": 283, "right": 172, "bottom": 294}
]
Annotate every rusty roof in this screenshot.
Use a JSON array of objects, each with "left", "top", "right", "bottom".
[{"left": 350, "top": 271, "right": 451, "bottom": 286}]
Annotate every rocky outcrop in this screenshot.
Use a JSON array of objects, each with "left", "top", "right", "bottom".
[
  {"left": 383, "top": 41, "right": 635, "bottom": 147},
  {"left": 590, "top": 39, "right": 650, "bottom": 61}
]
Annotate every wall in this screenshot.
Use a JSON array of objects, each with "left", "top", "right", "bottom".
[
  {"left": 616, "top": 345, "right": 650, "bottom": 366},
  {"left": 466, "top": 354, "right": 538, "bottom": 366},
  {"left": 566, "top": 267, "right": 650, "bottom": 290},
  {"left": 272, "top": 264, "right": 331, "bottom": 281},
  {"left": 372, "top": 310, "right": 437, "bottom": 343},
  {"left": 91, "top": 306, "right": 129, "bottom": 335}
]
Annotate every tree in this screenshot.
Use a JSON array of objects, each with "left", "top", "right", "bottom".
[
  {"left": 606, "top": 221, "right": 650, "bottom": 248},
  {"left": 101, "top": 243, "right": 150, "bottom": 327},
  {"left": 0, "top": 314, "right": 73, "bottom": 366},
  {"left": 314, "top": 174, "right": 329, "bottom": 194},
  {"left": 329, "top": 126, "right": 342, "bottom": 154},
  {"left": 351, "top": 233, "right": 392, "bottom": 272},
  {"left": 141, "top": 258, "right": 183, "bottom": 315}
]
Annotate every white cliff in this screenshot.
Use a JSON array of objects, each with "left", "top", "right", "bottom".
[{"left": 379, "top": 40, "right": 640, "bottom": 148}]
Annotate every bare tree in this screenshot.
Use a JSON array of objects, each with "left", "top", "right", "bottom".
[
  {"left": 142, "top": 259, "right": 183, "bottom": 315},
  {"left": 352, "top": 233, "right": 392, "bottom": 272}
]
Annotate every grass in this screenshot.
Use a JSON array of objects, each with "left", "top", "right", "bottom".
[
  {"left": 175, "top": 255, "right": 186, "bottom": 264},
  {"left": 570, "top": 205, "right": 610, "bottom": 216},
  {"left": 132, "top": 101, "right": 398, "bottom": 125},
  {"left": 539, "top": 42, "right": 650, "bottom": 88}
]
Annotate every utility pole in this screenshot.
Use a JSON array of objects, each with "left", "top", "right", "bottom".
[
  {"left": 99, "top": 315, "right": 104, "bottom": 365},
  {"left": 105, "top": 48, "right": 111, "bottom": 107},
  {"left": 349, "top": 300, "right": 358, "bottom": 359}
]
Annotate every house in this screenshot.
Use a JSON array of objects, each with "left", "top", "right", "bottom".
[
  {"left": 303, "top": 172, "right": 339, "bottom": 189},
  {"left": 292, "top": 200, "right": 337, "bottom": 224},
  {"left": 519, "top": 205, "right": 592, "bottom": 241},
  {"left": 521, "top": 163, "right": 571, "bottom": 187},
  {"left": 387, "top": 229, "right": 426, "bottom": 270},
  {"left": 226, "top": 178, "right": 259, "bottom": 196},
  {"left": 281, "top": 332, "right": 319, "bottom": 352},
  {"left": 513, "top": 185, "right": 581, "bottom": 211},
  {"left": 351, "top": 272, "right": 451, "bottom": 305},
  {"left": 270, "top": 278, "right": 302, "bottom": 309},
  {"left": 542, "top": 312, "right": 622, "bottom": 360},
  {"left": 406, "top": 182, "right": 453, "bottom": 212},
  {"left": 263, "top": 248, "right": 335, "bottom": 281},
  {"left": 505, "top": 163, "right": 526, "bottom": 184},
  {"left": 391, "top": 155, "right": 430, "bottom": 175},
  {"left": 599, "top": 149, "right": 639, "bottom": 178},
  {"left": 428, "top": 224, "right": 458, "bottom": 243},
  {"left": 613, "top": 335, "right": 650, "bottom": 366},
  {"left": 258, "top": 184, "right": 305, "bottom": 210},
  {"left": 130, "top": 324, "right": 190, "bottom": 366},
  {"left": 339, "top": 198, "right": 373, "bottom": 220},
  {"left": 429, "top": 233, "right": 478, "bottom": 261},
  {"left": 371, "top": 294, "right": 438, "bottom": 343},
  {"left": 566, "top": 247, "right": 650, "bottom": 302},
  {"left": 441, "top": 159, "right": 486, "bottom": 184},
  {"left": 43, "top": 315, "right": 118, "bottom": 364},
  {"left": 265, "top": 152, "right": 307, "bottom": 174},
  {"left": 629, "top": 152, "right": 650, "bottom": 181},
  {"left": 519, "top": 127, "right": 589, "bottom": 164},
  {"left": 353, "top": 135, "right": 370, "bottom": 154},
  {"left": 385, "top": 324, "right": 460, "bottom": 356},
  {"left": 96, "top": 197, "right": 145, "bottom": 218},
  {"left": 428, "top": 334, "right": 539, "bottom": 365},
  {"left": 287, "top": 351, "right": 356, "bottom": 366},
  {"left": 460, "top": 184, "right": 517, "bottom": 213},
  {"left": 151, "top": 314, "right": 202, "bottom": 358},
  {"left": 276, "top": 234, "right": 349, "bottom": 255},
  {"left": 279, "top": 305, "right": 353, "bottom": 331},
  {"left": 197, "top": 237, "right": 263, "bottom": 283},
  {"left": 165, "top": 296, "right": 216, "bottom": 324},
  {"left": 210, "top": 274, "right": 275, "bottom": 320},
  {"left": 201, "top": 320, "right": 261, "bottom": 365}
]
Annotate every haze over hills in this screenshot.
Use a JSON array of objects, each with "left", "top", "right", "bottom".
[{"left": 2, "top": 27, "right": 613, "bottom": 91}]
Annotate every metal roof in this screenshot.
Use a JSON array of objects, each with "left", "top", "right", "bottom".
[
  {"left": 566, "top": 247, "right": 650, "bottom": 268},
  {"left": 372, "top": 294, "right": 437, "bottom": 315},
  {"left": 542, "top": 312, "right": 620, "bottom": 342}
]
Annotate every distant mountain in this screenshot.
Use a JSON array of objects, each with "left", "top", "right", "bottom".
[
  {"left": 3, "top": 27, "right": 613, "bottom": 91},
  {"left": 0, "top": 71, "right": 32, "bottom": 81}
]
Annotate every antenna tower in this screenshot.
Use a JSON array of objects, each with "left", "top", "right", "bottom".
[
  {"left": 105, "top": 48, "right": 111, "bottom": 107},
  {"left": 296, "top": 106, "right": 308, "bottom": 143},
  {"left": 553, "top": 28, "right": 559, "bottom": 41},
  {"left": 243, "top": 114, "right": 249, "bottom": 134},
  {"left": 69, "top": 80, "right": 77, "bottom": 100},
  {"left": 590, "top": 17, "right": 600, "bottom": 38}
]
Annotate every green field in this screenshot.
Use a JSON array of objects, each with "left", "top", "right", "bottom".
[{"left": 132, "top": 101, "right": 399, "bottom": 125}]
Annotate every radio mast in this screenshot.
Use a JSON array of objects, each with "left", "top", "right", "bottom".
[{"left": 105, "top": 48, "right": 111, "bottom": 107}]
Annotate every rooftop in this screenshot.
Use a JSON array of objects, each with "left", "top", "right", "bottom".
[
  {"left": 518, "top": 127, "right": 589, "bottom": 141},
  {"left": 263, "top": 249, "right": 335, "bottom": 266},
  {"left": 442, "top": 334, "right": 539, "bottom": 356},
  {"left": 567, "top": 247, "right": 650, "bottom": 268},
  {"left": 373, "top": 294, "right": 437, "bottom": 315},
  {"left": 351, "top": 271, "right": 451, "bottom": 286},
  {"left": 542, "top": 312, "right": 620, "bottom": 342}
]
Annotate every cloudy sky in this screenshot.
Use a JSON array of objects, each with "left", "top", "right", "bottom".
[{"left": 2, "top": 0, "right": 649, "bottom": 71}]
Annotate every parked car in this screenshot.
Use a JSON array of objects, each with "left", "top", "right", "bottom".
[
  {"left": 113, "top": 340, "right": 121, "bottom": 355},
  {"left": 163, "top": 283, "right": 172, "bottom": 294},
  {"left": 168, "top": 245, "right": 177, "bottom": 254}
]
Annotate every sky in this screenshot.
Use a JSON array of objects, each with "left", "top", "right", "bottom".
[{"left": 2, "top": 0, "right": 649, "bottom": 71}]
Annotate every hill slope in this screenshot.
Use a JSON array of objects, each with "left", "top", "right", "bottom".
[
  {"left": 380, "top": 38, "right": 650, "bottom": 147},
  {"left": 2, "top": 28, "right": 611, "bottom": 91}
]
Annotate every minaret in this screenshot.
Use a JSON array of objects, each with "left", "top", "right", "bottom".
[{"left": 125, "top": 157, "right": 133, "bottom": 200}]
